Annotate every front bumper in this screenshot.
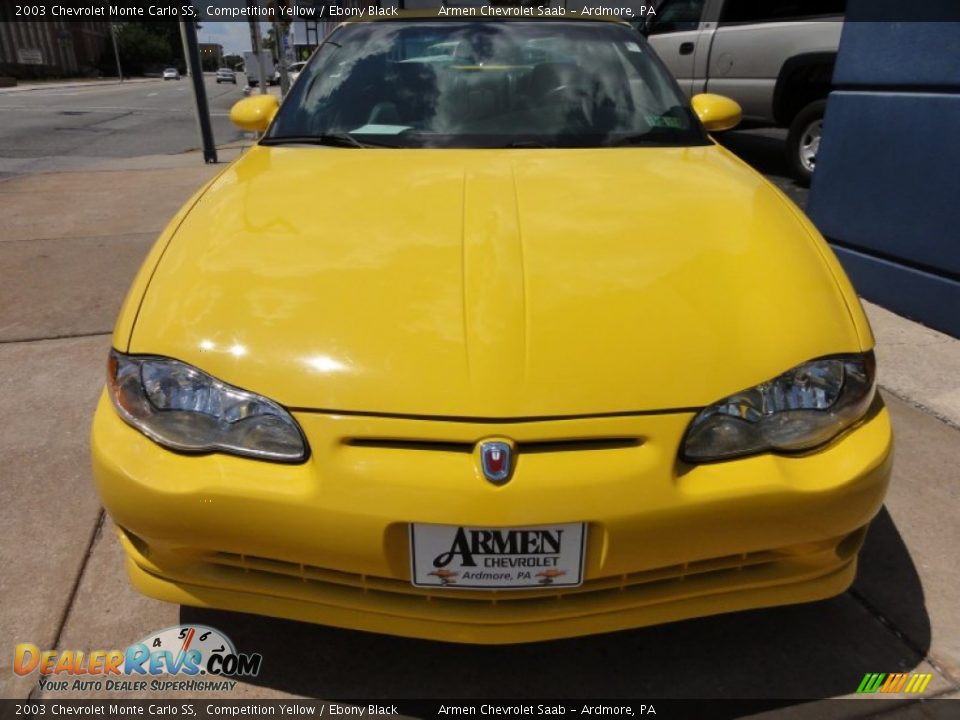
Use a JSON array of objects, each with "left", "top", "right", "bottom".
[{"left": 91, "top": 392, "right": 893, "bottom": 644}]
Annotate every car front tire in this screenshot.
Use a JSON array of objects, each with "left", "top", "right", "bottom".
[{"left": 787, "top": 99, "right": 827, "bottom": 187}]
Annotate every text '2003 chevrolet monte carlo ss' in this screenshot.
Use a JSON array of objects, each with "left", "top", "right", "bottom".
[{"left": 92, "top": 16, "right": 892, "bottom": 644}]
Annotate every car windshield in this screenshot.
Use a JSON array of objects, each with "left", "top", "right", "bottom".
[{"left": 266, "top": 20, "right": 707, "bottom": 149}]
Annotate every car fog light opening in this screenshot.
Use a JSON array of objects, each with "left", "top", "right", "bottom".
[
  {"left": 682, "top": 353, "right": 876, "bottom": 462},
  {"left": 107, "top": 350, "right": 307, "bottom": 462}
]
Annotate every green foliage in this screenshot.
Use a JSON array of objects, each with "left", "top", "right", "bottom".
[
  {"left": 263, "top": 27, "right": 278, "bottom": 62},
  {"left": 263, "top": 23, "right": 292, "bottom": 64},
  {"left": 114, "top": 22, "right": 184, "bottom": 75}
]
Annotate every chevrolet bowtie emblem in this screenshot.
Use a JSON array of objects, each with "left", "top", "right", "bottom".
[{"left": 479, "top": 440, "right": 514, "bottom": 485}]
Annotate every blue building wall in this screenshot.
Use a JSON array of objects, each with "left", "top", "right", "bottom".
[{"left": 806, "top": 5, "right": 960, "bottom": 338}]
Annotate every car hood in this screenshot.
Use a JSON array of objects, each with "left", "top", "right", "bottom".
[{"left": 128, "top": 144, "right": 865, "bottom": 417}]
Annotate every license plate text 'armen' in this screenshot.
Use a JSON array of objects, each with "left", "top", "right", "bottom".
[{"left": 433, "top": 527, "right": 564, "bottom": 567}]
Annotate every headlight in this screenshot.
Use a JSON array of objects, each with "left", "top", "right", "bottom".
[
  {"left": 682, "top": 353, "right": 876, "bottom": 463},
  {"left": 107, "top": 350, "right": 308, "bottom": 463}
]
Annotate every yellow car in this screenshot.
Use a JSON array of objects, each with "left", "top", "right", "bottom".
[{"left": 92, "top": 17, "right": 892, "bottom": 644}]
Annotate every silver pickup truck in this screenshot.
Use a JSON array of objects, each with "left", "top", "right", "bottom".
[{"left": 639, "top": 0, "right": 844, "bottom": 184}]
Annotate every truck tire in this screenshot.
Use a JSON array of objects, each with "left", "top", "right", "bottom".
[{"left": 787, "top": 99, "right": 827, "bottom": 186}]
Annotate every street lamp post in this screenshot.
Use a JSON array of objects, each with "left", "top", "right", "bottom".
[
  {"left": 248, "top": 0, "right": 269, "bottom": 95},
  {"left": 109, "top": 22, "right": 123, "bottom": 82},
  {"left": 179, "top": 20, "right": 218, "bottom": 164},
  {"left": 273, "top": 20, "right": 290, "bottom": 96}
]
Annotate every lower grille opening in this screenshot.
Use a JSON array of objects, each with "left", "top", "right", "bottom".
[{"left": 192, "top": 537, "right": 846, "bottom": 605}]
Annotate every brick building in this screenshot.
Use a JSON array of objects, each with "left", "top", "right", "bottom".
[
  {"left": 199, "top": 42, "right": 223, "bottom": 68},
  {"left": 0, "top": 4, "right": 111, "bottom": 79}
]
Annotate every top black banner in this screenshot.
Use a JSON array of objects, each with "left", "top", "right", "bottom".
[{"left": 1, "top": 0, "right": 960, "bottom": 24}]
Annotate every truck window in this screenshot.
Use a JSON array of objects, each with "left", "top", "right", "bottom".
[
  {"left": 647, "top": 0, "right": 707, "bottom": 35},
  {"left": 720, "top": 0, "right": 846, "bottom": 24}
]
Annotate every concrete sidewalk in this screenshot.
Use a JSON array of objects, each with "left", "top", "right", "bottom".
[
  {"left": 0, "top": 78, "right": 164, "bottom": 95},
  {"left": 865, "top": 303, "right": 960, "bottom": 430},
  {"left": 0, "top": 149, "right": 958, "bottom": 711}
]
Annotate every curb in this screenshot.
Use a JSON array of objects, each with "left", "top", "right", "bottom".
[{"left": 0, "top": 78, "right": 161, "bottom": 95}]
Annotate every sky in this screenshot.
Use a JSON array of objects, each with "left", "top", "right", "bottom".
[{"left": 199, "top": 22, "right": 268, "bottom": 57}]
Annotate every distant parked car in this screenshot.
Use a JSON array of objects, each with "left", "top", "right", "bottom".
[
  {"left": 162, "top": 68, "right": 180, "bottom": 81},
  {"left": 216, "top": 68, "right": 236, "bottom": 84},
  {"left": 287, "top": 61, "right": 307, "bottom": 83}
]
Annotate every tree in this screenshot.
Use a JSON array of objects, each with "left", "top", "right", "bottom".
[
  {"left": 262, "top": 26, "right": 277, "bottom": 61},
  {"left": 117, "top": 22, "right": 176, "bottom": 75},
  {"left": 263, "top": 21, "right": 292, "bottom": 65},
  {"left": 110, "top": 21, "right": 204, "bottom": 76}
]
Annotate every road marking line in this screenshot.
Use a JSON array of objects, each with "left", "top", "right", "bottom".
[
  {"left": 147, "top": 92, "right": 158, "bottom": 97},
  {"left": 0, "top": 105, "right": 188, "bottom": 113}
]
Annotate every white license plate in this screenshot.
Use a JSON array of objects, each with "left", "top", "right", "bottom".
[{"left": 410, "top": 523, "right": 586, "bottom": 589}]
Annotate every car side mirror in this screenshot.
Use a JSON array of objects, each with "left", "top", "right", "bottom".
[
  {"left": 630, "top": 18, "right": 653, "bottom": 36},
  {"left": 229, "top": 95, "right": 280, "bottom": 133},
  {"left": 691, "top": 93, "right": 742, "bottom": 133}
]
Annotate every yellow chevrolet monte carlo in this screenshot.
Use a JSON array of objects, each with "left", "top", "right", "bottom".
[{"left": 92, "top": 16, "right": 893, "bottom": 644}]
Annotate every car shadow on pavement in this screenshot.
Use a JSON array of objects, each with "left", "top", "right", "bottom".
[{"left": 180, "top": 507, "right": 928, "bottom": 702}]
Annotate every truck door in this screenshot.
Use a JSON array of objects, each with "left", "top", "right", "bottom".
[
  {"left": 644, "top": 0, "right": 718, "bottom": 96},
  {"left": 705, "top": 0, "right": 844, "bottom": 122}
]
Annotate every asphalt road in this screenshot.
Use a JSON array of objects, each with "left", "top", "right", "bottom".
[{"left": 0, "top": 76, "right": 246, "bottom": 159}]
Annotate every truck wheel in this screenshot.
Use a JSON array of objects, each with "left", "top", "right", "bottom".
[{"left": 787, "top": 100, "right": 827, "bottom": 186}]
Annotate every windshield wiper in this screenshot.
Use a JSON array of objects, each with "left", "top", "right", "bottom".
[
  {"left": 261, "top": 134, "right": 391, "bottom": 149},
  {"left": 607, "top": 132, "right": 678, "bottom": 147},
  {"left": 504, "top": 139, "right": 549, "bottom": 148},
  {"left": 608, "top": 115, "right": 693, "bottom": 147}
]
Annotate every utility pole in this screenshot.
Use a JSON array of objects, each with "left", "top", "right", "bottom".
[
  {"left": 179, "top": 20, "right": 218, "bottom": 164},
  {"left": 268, "top": 0, "right": 291, "bottom": 96},
  {"left": 109, "top": 22, "right": 123, "bottom": 82},
  {"left": 273, "top": 20, "right": 290, "bottom": 96},
  {"left": 248, "top": 0, "right": 269, "bottom": 95}
]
